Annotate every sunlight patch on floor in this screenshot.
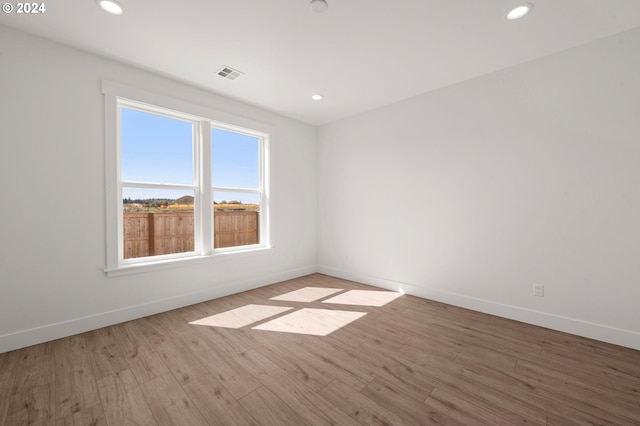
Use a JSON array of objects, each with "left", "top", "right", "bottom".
[
  {"left": 188, "top": 287, "right": 403, "bottom": 335},
  {"left": 269, "top": 287, "right": 344, "bottom": 302},
  {"left": 189, "top": 304, "right": 293, "bottom": 329},
  {"left": 252, "top": 308, "right": 367, "bottom": 336},
  {"left": 322, "top": 290, "right": 403, "bottom": 307}
]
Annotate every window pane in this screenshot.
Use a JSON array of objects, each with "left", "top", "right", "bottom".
[
  {"left": 213, "top": 191, "right": 260, "bottom": 248},
  {"left": 123, "top": 188, "right": 194, "bottom": 259},
  {"left": 121, "top": 108, "right": 193, "bottom": 184},
  {"left": 212, "top": 128, "right": 259, "bottom": 189}
]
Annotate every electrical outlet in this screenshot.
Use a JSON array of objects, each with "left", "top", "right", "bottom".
[{"left": 533, "top": 284, "right": 544, "bottom": 297}]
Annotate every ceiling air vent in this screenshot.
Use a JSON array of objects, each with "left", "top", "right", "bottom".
[{"left": 217, "top": 66, "right": 243, "bottom": 81}]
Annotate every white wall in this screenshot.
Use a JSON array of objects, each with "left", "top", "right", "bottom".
[
  {"left": 0, "top": 26, "right": 317, "bottom": 353},
  {"left": 318, "top": 27, "right": 640, "bottom": 350}
]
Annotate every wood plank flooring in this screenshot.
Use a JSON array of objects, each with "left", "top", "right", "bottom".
[{"left": 1, "top": 273, "right": 639, "bottom": 425}]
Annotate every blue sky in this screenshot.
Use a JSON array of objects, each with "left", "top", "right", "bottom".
[{"left": 121, "top": 108, "right": 259, "bottom": 203}]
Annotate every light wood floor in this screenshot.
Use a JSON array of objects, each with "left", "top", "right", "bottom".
[{"left": 1, "top": 274, "right": 639, "bottom": 425}]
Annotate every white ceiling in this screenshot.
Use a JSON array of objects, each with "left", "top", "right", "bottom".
[{"left": 2, "top": 0, "right": 640, "bottom": 125}]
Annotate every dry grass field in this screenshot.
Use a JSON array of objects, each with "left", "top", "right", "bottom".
[{"left": 124, "top": 203, "right": 260, "bottom": 213}]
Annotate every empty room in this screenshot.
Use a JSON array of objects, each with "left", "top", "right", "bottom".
[{"left": 1, "top": 1, "right": 639, "bottom": 424}]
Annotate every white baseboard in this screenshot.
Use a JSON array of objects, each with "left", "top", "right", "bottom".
[
  {"left": 4, "top": 264, "right": 638, "bottom": 353},
  {"left": 0, "top": 265, "right": 316, "bottom": 353},
  {"left": 317, "top": 265, "right": 640, "bottom": 351}
]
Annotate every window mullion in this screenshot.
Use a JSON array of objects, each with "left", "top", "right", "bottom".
[
  {"left": 212, "top": 187, "right": 261, "bottom": 194},
  {"left": 199, "top": 121, "right": 213, "bottom": 255},
  {"left": 121, "top": 182, "right": 195, "bottom": 190}
]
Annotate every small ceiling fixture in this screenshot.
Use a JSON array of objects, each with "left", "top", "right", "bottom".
[
  {"left": 311, "top": 94, "right": 324, "bottom": 101},
  {"left": 96, "top": 0, "right": 124, "bottom": 15},
  {"left": 506, "top": 3, "right": 533, "bottom": 20},
  {"left": 310, "top": 0, "right": 328, "bottom": 13}
]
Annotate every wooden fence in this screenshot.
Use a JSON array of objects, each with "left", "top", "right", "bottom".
[
  {"left": 213, "top": 211, "right": 260, "bottom": 249},
  {"left": 123, "top": 211, "right": 259, "bottom": 259}
]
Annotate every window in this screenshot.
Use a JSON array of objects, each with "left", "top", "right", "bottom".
[
  {"left": 102, "top": 81, "right": 270, "bottom": 275},
  {"left": 212, "top": 128, "right": 263, "bottom": 249},
  {"left": 121, "top": 105, "right": 196, "bottom": 260}
]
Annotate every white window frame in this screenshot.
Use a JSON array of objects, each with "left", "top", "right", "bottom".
[{"left": 102, "top": 81, "right": 271, "bottom": 277}]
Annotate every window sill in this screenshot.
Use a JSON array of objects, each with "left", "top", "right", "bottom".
[{"left": 105, "top": 245, "right": 275, "bottom": 277}]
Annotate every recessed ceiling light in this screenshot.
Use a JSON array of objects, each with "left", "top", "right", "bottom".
[
  {"left": 506, "top": 3, "right": 533, "bottom": 20},
  {"left": 311, "top": 94, "right": 324, "bottom": 101},
  {"left": 96, "top": 0, "right": 124, "bottom": 15},
  {"left": 310, "top": 0, "right": 328, "bottom": 13}
]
